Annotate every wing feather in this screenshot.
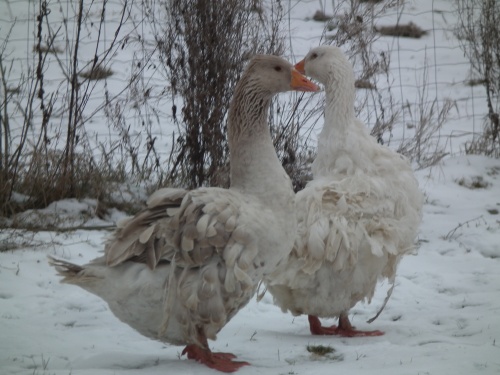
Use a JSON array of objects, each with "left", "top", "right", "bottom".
[{"left": 105, "top": 188, "right": 188, "bottom": 267}]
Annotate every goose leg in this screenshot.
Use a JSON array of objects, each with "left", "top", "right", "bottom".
[
  {"left": 308, "top": 315, "right": 339, "bottom": 335},
  {"left": 308, "top": 313, "right": 384, "bottom": 337},
  {"left": 182, "top": 332, "right": 250, "bottom": 373},
  {"left": 336, "top": 312, "right": 384, "bottom": 337}
]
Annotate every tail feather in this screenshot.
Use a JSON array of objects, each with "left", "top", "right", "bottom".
[{"left": 48, "top": 255, "right": 85, "bottom": 283}]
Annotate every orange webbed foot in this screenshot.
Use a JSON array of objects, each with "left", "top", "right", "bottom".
[
  {"left": 308, "top": 315, "right": 384, "bottom": 337},
  {"left": 182, "top": 344, "right": 250, "bottom": 373}
]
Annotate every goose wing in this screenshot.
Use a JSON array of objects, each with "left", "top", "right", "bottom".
[
  {"left": 105, "top": 187, "right": 259, "bottom": 291},
  {"left": 294, "top": 172, "right": 421, "bottom": 276}
]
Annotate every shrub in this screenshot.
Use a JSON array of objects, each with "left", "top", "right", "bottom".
[{"left": 456, "top": 0, "right": 500, "bottom": 157}]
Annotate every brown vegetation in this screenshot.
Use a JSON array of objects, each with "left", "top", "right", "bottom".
[{"left": 376, "top": 22, "right": 427, "bottom": 38}]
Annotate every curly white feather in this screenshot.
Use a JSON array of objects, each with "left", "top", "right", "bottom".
[{"left": 266, "top": 46, "right": 423, "bottom": 320}]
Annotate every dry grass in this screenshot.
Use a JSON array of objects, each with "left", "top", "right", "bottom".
[
  {"left": 79, "top": 66, "right": 114, "bottom": 80},
  {"left": 312, "top": 10, "right": 333, "bottom": 22},
  {"left": 306, "top": 345, "right": 335, "bottom": 356},
  {"left": 456, "top": 0, "right": 500, "bottom": 150},
  {"left": 306, "top": 344, "right": 344, "bottom": 361},
  {"left": 33, "top": 44, "right": 63, "bottom": 54},
  {"left": 465, "top": 78, "right": 487, "bottom": 86},
  {"left": 397, "top": 97, "right": 454, "bottom": 168},
  {"left": 355, "top": 79, "right": 376, "bottom": 90},
  {"left": 0, "top": 0, "right": 132, "bottom": 219},
  {"left": 455, "top": 176, "right": 490, "bottom": 189},
  {"left": 1, "top": 149, "right": 132, "bottom": 217},
  {"left": 376, "top": 22, "right": 427, "bottom": 38},
  {"left": 5, "top": 86, "right": 20, "bottom": 94},
  {"left": 464, "top": 114, "right": 500, "bottom": 157},
  {"left": 395, "top": 52, "right": 456, "bottom": 169}
]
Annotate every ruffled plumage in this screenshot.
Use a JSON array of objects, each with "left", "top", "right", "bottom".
[
  {"left": 49, "top": 55, "right": 319, "bottom": 370},
  {"left": 266, "top": 46, "right": 423, "bottom": 333}
]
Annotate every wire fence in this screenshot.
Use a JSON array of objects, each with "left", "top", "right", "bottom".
[
  {"left": 0, "top": 0, "right": 496, "bottom": 204},
  {"left": 0, "top": 1, "right": 490, "bottom": 142}
]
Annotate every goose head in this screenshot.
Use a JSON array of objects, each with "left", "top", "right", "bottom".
[
  {"left": 242, "top": 55, "right": 320, "bottom": 95},
  {"left": 228, "top": 55, "right": 319, "bottom": 188},
  {"left": 295, "top": 46, "right": 355, "bottom": 90}
]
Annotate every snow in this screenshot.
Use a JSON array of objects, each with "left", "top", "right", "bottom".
[
  {"left": 1, "top": 154, "right": 499, "bottom": 374},
  {"left": 1, "top": 0, "right": 500, "bottom": 374}
]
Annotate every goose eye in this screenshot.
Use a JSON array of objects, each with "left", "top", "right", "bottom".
[
  {"left": 310, "top": 53, "right": 318, "bottom": 59},
  {"left": 274, "top": 66, "right": 282, "bottom": 72}
]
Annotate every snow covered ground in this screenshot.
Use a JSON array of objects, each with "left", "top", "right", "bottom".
[
  {"left": 1, "top": 0, "right": 500, "bottom": 374},
  {"left": 1, "top": 155, "right": 499, "bottom": 375}
]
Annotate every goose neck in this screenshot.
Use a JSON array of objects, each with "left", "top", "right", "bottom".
[
  {"left": 324, "top": 83, "right": 355, "bottom": 128},
  {"left": 227, "top": 84, "right": 287, "bottom": 194}
]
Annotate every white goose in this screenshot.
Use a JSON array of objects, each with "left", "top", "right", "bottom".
[
  {"left": 49, "top": 55, "right": 319, "bottom": 372},
  {"left": 265, "top": 46, "right": 423, "bottom": 337}
]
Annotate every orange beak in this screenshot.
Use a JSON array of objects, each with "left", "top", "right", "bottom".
[
  {"left": 290, "top": 68, "right": 319, "bottom": 92},
  {"left": 294, "top": 59, "right": 306, "bottom": 74}
]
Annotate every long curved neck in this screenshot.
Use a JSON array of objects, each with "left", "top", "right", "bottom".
[
  {"left": 322, "top": 72, "right": 356, "bottom": 139},
  {"left": 313, "top": 70, "right": 364, "bottom": 177},
  {"left": 227, "top": 77, "right": 288, "bottom": 195},
  {"left": 317, "top": 73, "right": 356, "bottom": 152}
]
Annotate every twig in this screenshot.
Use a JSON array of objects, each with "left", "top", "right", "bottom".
[
  {"left": 367, "top": 279, "right": 395, "bottom": 323},
  {"left": 443, "top": 215, "right": 484, "bottom": 240},
  {"left": 1, "top": 224, "right": 116, "bottom": 233}
]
